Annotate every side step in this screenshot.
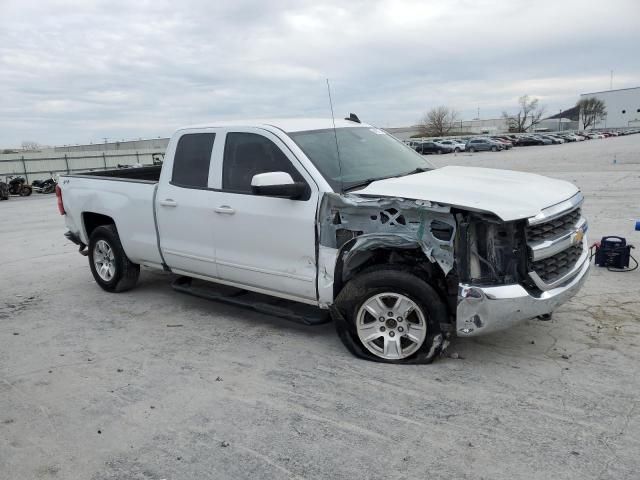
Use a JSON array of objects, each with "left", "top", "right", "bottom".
[{"left": 171, "top": 276, "right": 331, "bottom": 326}]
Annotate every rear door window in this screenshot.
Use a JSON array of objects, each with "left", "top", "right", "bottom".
[{"left": 171, "top": 133, "right": 215, "bottom": 188}]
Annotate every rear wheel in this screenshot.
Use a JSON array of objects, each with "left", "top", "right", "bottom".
[
  {"left": 333, "top": 268, "right": 446, "bottom": 364},
  {"left": 491, "top": 146, "right": 498, "bottom": 152},
  {"left": 437, "top": 149, "right": 442, "bottom": 154},
  {"left": 454, "top": 147, "right": 461, "bottom": 152},
  {"left": 88, "top": 225, "right": 140, "bottom": 292},
  {"left": 20, "top": 185, "right": 32, "bottom": 196}
]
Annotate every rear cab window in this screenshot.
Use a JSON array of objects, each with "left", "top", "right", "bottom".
[{"left": 171, "top": 133, "right": 215, "bottom": 188}]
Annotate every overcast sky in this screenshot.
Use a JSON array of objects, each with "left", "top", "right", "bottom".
[{"left": 1, "top": 0, "right": 638, "bottom": 146}]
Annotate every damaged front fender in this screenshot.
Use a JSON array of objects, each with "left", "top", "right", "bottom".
[{"left": 317, "top": 192, "right": 457, "bottom": 304}]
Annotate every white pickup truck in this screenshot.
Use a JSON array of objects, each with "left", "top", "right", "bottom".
[{"left": 57, "top": 117, "right": 590, "bottom": 363}]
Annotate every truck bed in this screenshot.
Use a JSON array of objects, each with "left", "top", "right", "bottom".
[{"left": 70, "top": 165, "right": 162, "bottom": 183}]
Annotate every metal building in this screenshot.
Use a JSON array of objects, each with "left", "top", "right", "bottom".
[{"left": 579, "top": 86, "right": 640, "bottom": 129}]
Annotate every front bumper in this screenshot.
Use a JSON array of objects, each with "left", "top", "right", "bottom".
[{"left": 456, "top": 251, "right": 590, "bottom": 336}]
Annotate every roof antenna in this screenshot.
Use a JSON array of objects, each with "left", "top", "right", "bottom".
[{"left": 326, "top": 78, "right": 344, "bottom": 192}]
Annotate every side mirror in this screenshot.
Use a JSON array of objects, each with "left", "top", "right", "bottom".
[{"left": 250, "top": 172, "right": 306, "bottom": 199}]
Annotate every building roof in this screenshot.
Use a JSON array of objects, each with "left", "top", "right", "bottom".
[
  {"left": 580, "top": 86, "right": 640, "bottom": 96},
  {"left": 547, "top": 105, "right": 580, "bottom": 121}
]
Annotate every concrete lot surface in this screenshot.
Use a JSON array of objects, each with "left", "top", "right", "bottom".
[{"left": 1, "top": 135, "right": 639, "bottom": 479}]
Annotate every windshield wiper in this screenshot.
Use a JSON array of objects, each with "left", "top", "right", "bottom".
[
  {"left": 403, "top": 166, "right": 430, "bottom": 176},
  {"left": 343, "top": 177, "right": 385, "bottom": 192},
  {"left": 342, "top": 167, "right": 431, "bottom": 192}
]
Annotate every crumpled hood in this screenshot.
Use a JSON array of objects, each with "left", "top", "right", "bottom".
[{"left": 354, "top": 166, "right": 579, "bottom": 221}]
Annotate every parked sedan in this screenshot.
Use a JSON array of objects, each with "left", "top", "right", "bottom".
[
  {"left": 414, "top": 141, "right": 454, "bottom": 154},
  {"left": 437, "top": 139, "right": 466, "bottom": 152},
  {"left": 541, "top": 135, "right": 564, "bottom": 144},
  {"left": 490, "top": 137, "right": 514, "bottom": 149},
  {"left": 465, "top": 137, "right": 504, "bottom": 152},
  {"left": 513, "top": 136, "right": 544, "bottom": 146}
]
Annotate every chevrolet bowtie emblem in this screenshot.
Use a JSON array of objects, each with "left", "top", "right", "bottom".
[{"left": 574, "top": 229, "right": 584, "bottom": 244}]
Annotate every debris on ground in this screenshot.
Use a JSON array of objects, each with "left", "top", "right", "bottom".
[{"left": 221, "top": 441, "right": 230, "bottom": 447}]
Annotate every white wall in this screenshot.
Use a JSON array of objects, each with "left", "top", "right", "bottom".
[{"left": 580, "top": 87, "right": 640, "bottom": 129}]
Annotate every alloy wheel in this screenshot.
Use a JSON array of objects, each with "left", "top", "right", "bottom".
[{"left": 356, "top": 292, "right": 427, "bottom": 360}]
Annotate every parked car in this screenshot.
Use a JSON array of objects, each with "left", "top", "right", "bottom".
[
  {"left": 531, "top": 135, "right": 553, "bottom": 145},
  {"left": 436, "top": 139, "right": 466, "bottom": 152},
  {"left": 541, "top": 135, "right": 563, "bottom": 144},
  {"left": 513, "top": 136, "right": 544, "bottom": 146},
  {"left": 490, "top": 137, "right": 513, "bottom": 149},
  {"left": 414, "top": 141, "right": 453, "bottom": 155},
  {"left": 57, "top": 117, "right": 590, "bottom": 364},
  {"left": 465, "top": 137, "right": 503, "bottom": 152}
]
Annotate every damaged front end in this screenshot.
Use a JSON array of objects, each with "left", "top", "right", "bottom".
[
  {"left": 456, "top": 197, "right": 590, "bottom": 336},
  {"left": 317, "top": 193, "right": 458, "bottom": 308}
]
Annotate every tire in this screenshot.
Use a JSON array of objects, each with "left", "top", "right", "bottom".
[
  {"left": 333, "top": 268, "right": 446, "bottom": 364},
  {"left": 454, "top": 147, "right": 461, "bottom": 153},
  {"left": 469, "top": 147, "right": 475, "bottom": 153},
  {"left": 491, "top": 146, "right": 497, "bottom": 152},
  {"left": 88, "top": 225, "right": 140, "bottom": 292},
  {"left": 437, "top": 149, "right": 442, "bottom": 154},
  {"left": 20, "top": 185, "right": 32, "bottom": 196}
]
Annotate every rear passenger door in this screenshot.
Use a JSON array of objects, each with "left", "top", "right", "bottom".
[
  {"left": 155, "top": 131, "right": 219, "bottom": 278},
  {"left": 209, "top": 129, "right": 319, "bottom": 302}
]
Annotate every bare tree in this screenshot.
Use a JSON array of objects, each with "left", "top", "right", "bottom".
[
  {"left": 502, "top": 95, "right": 546, "bottom": 132},
  {"left": 21, "top": 140, "right": 40, "bottom": 151},
  {"left": 418, "top": 106, "right": 459, "bottom": 137},
  {"left": 577, "top": 97, "right": 607, "bottom": 130}
]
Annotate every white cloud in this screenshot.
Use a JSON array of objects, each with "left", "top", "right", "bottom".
[{"left": 0, "top": 0, "right": 638, "bottom": 145}]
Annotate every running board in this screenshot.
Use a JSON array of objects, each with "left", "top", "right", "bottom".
[{"left": 171, "top": 276, "right": 331, "bottom": 326}]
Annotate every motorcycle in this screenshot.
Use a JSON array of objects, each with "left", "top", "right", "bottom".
[
  {"left": 6, "top": 176, "right": 32, "bottom": 196},
  {"left": 0, "top": 181, "right": 8, "bottom": 200},
  {"left": 32, "top": 174, "right": 58, "bottom": 194}
]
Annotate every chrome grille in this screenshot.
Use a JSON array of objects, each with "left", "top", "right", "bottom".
[
  {"left": 527, "top": 208, "right": 581, "bottom": 243},
  {"left": 531, "top": 243, "right": 583, "bottom": 284}
]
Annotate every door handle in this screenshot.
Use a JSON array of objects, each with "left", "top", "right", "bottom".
[
  {"left": 160, "top": 199, "right": 177, "bottom": 207},
  {"left": 214, "top": 205, "right": 235, "bottom": 215}
]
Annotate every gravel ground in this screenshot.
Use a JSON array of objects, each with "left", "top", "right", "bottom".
[{"left": 1, "top": 135, "right": 639, "bottom": 480}]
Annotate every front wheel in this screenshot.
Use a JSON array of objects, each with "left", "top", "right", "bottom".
[
  {"left": 88, "top": 225, "right": 140, "bottom": 292},
  {"left": 333, "top": 268, "right": 446, "bottom": 364},
  {"left": 491, "top": 146, "right": 498, "bottom": 152},
  {"left": 469, "top": 147, "right": 475, "bottom": 153},
  {"left": 437, "top": 149, "right": 442, "bottom": 154},
  {"left": 454, "top": 147, "right": 461, "bottom": 153},
  {"left": 20, "top": 185, "right": 32, "bottom": 196}
]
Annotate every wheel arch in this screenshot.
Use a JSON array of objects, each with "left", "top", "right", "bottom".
[
  {"left": 333, "top": 234, "right": 451, "bottom": 309},
  {"left": 82, "top": 212, "right": 116, "bottom": 240}
]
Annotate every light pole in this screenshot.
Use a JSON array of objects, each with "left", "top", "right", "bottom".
[{"left": 558, "top": 109, "right": 561, "bottom": 132}]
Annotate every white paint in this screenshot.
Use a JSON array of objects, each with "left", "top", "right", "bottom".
[{"left": 354, "top": 166, "right": 579, "bottom": 221}]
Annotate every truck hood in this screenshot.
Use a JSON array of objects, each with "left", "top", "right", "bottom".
[{"left": 354, "top": 166, "right": 579, "bottom": 221}]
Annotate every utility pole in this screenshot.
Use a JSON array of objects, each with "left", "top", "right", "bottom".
[{"left": 558, "top": 109, "right": 561, "bottom": 132}]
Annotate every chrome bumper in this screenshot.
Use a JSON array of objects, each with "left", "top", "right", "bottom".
[{"left": 456, "top": 249, "right": 590, "bottom": 336}]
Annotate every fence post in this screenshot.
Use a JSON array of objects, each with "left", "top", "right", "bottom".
[
  {"left": 64, "top": 154, "right": 70, "bottom": 173},
  {"left": 21, "top": 156, "right": 28, "bottom": 182},
  {"left": 102, "top": 152, "right": 107, "bottom": 169}
]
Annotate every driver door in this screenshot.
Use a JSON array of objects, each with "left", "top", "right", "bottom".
[{"left": 209, "top": 129, "right": 319, "bottom": 302}]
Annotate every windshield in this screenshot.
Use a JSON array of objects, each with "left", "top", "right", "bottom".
[{"left": 288, "top": 127, "right": 435, "bottom": 191}]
